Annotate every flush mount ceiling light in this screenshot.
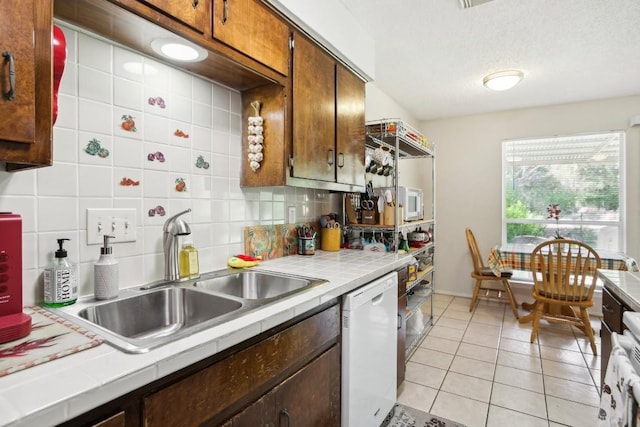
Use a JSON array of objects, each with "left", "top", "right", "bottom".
[
  {"left": 483, "top": 70, "right": 524, "bottom": 91},
  {"left": 150, "top": 37, "right": 208, "bottom": 62}
]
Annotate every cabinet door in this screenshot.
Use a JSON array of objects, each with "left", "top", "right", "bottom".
[
  {"left": 601, "top": 320, "right": 612, "bottom": 388},
  {"left": 0, "top": 0, "right": 52, "bottom": 170},
  {"left": 231, "top": 391, "right": 276, "bottom": 427},
  {"left": 213, "top": 0, "right": 289, "bottom": 75},
  {"left": 275, "top": 345, "right": 340, "bottom": 427},
  {"left": 291, "top": 33, "right": 336, "bottom": 182},
  {"left": 336, "top": 65, "right": 365, "bottom": 186},
  {"left": 139, "top": 0, "right": 208, "bottom": 33}
]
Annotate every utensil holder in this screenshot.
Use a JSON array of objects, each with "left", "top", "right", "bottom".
[
  {"left": 383, "top": 206, "right": 395, "bottom": 226},
  {"left": 361, "top": 210, "right": 376, "bottom": 225},
  {"left": 321, "top": 228, "right": 341, "bottom": 251},
  {"left": 297, "top": 237, "right": 315, "bottom": 255}
]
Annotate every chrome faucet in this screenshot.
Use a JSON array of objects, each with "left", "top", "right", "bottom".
[{"left": 163, "top": 208, "right": 192, "bottom": 281}]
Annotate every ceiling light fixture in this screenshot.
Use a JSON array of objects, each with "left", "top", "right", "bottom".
[
  {"left": 150, "top": 37, "right": 208, "bottom": 62},
  {"left": 483, "top": 70, "right": 524, "bottom": 91}
]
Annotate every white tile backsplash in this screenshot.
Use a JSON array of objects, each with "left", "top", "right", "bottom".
[
  {"left": 53, "top": 127, "right": 79, "bottom": 163},
  {"left": 212, "top": 108, "right": 229, "bottom": 132},
  {"left": 79, "top": 99, "right": 113, "bottom": 135},
  {"left": 78, "top": 165, "right": 112, "bottom": 197},
  {"left": 78, "top": 33, "right": 112, "bottom": 73},
  {"left": 114, "top": 76, "right": 143, "bottom": 110},
  {"left": 1, "top": 23, "right": 328, "bottom": 305},
  {"left": 113, "top": 47, "right": 144, "bottom": 82},
  {"left": 79, "top": 66, "right": 112, "bottom": 104}
]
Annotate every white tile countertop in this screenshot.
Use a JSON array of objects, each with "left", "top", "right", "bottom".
[
  {"left": 597, "top": 269, "right": 640, "bottom": 312},
  {"left": 0, "top": 249, "right": 412, "bottom": 427}
]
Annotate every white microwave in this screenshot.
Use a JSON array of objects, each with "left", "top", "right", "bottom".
[{"left": 386, "top": 186, "right": 424, "bottom": 222}]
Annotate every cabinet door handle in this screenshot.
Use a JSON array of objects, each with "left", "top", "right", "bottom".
[
  {"left": 397, "top": 313, "right": 402, "bottom": 329},
  {"left": 280, "top": 409, "right": 291, "bottom": 427},
  {"left": 2, "top": 51, "right": 16, "bottom": 100},
  {"left": 222, "top": 0, "right": 229, "bottom": 24},
  {"left": 192, "top": 0, "right": 199, "bottom": 9},
  {"left": 602, "top": 304, "right": 614, "bottom": 313},
  {"left": 327, "top": 149, "right": 334, "bottom": 166},
  {"left": 337, "top": 152, "right": 344, "bottom": 168}
]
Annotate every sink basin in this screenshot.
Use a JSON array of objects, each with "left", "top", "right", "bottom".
[
  {"left": 72, "top": 287, "right": 243, "bottom": 353},
  {"left": 194, "top": 270, "right": 324, "bottom": 300},
  {"left": 51, "top": 270, "right": 326, "bottom": 353}
]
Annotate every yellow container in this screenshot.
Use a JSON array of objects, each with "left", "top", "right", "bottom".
[{"left": 321, "top": 227, "right": 341, "bottom": 251}]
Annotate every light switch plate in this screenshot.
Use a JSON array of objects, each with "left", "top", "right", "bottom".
[{"left": 87, "top": 208, "right": 137, "bottom": 245}]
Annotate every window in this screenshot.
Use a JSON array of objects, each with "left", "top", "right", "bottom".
[{"left": 502, "top": 131, "right": 625, "bottom": 251}]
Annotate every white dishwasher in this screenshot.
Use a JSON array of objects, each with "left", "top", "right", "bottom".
[{"left": 342, "top": 271, "right": 398, "bottom": 427}]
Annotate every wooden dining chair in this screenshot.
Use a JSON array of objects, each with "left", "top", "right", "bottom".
[
  {"left": 528, "top": 239, "right": 601, "bottom": 355},
  {"left": 465, "top": 228, "right": 519, "bottom": 319}
]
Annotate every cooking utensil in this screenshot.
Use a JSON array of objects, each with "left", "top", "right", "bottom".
[
  {"left": 361, "top": 200, "right": 375, "bottom": 210},
  {"left": 366, "top": 181, "right": 374, "bottom": 199},
  {"left": 384, "top": 189, "right": 393, "bottom": 205}
]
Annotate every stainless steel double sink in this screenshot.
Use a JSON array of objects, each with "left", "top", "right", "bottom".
[{"left": 53, "top": 270, "right": 326, "bottom": 353}]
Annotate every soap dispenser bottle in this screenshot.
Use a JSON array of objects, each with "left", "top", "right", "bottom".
[
  {"left": 94, "top": 235, "right": 119, "bottom": 300},
  {"left": 43, "top": 238, "right": 78, "bottom": 307}
]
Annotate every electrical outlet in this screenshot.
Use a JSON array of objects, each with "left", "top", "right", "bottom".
[
  {"left": 288, "top": 206, "right": 296, "bottom": 224},
  {"left": 87, "top": 208, "right": 137, "bottom": 245}
]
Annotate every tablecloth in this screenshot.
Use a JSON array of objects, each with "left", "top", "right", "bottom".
[{"left": 488, "top": 244, "right": 639, "bottom": 277}]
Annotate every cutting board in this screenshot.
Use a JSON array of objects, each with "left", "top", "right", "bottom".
[{"left": 0, "top": 306, "right": 103, "bottom": 377}]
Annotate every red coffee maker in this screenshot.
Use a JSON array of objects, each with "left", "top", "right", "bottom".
[{"left": 0, "top": 213, "right": 32, "bottom": 344}]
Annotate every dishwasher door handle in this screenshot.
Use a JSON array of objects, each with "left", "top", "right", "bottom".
[{"left": 371, "top": 292, "right": 385, "bottom": 305}]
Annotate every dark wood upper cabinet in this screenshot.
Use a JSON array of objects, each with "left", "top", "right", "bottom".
[
  {"left": 138, "top": 0, "right": 209, "bottom": 33},
  {"left": 336, "top": 64, "right": 366, "bottom": 187},
  {"left": 240, "top": 31, "right": 366, "bottom": 190},
  {"left": 291, "top": 32, "right": 336, "bottom": 182},
  {"left": 0, "top": 0, "right": 53, "bottom": 171},
  {"left": 212, "top": 0, "right": 290, "bottom": 76}
]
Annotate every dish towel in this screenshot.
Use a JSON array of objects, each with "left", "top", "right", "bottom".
[{"left": 599, "top": 333, "right": 640, "bottom": 426}]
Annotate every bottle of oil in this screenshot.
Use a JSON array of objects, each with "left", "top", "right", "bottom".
[{"left": 179, "top": 238, "right": 199, "bottom": 279}]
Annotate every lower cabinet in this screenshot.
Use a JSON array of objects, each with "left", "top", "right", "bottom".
[
  {"left": 601, "top": 286, "right": 629, "bottom": 387},
  {"left": 228, "top": 346, "right": 340, "bottom": 426},
  {"left": 62, "top": 302, "right": 340, "bottom": 427}
]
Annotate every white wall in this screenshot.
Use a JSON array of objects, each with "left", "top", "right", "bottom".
[
  {"left": 365, "top": 84, "right": 418, "bottom": 124},
  {"left": 0, "top": 23, "right": 331, "bottom": 306},
  {"left": 420, "top": 95, "right": 640, "bottom": 297},
  {"left": 266, "top": 0, "right": 375, "bottom": 80}
]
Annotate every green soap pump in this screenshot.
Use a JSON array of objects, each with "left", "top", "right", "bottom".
[{"left": 43, "top": 238, "right": 78, "bottom": 307}]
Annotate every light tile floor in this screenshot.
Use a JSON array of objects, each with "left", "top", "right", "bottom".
[{"left": 397, "top": 294, "right": 602, "bottom": 427}]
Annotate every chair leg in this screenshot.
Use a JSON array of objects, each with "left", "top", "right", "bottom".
[
  {"left": 530, "top": 302, "right": 543, "bottom": 344},
  {"left": 469, "top": 279, "right": 481, "bottom": 312},
  {"left": 502, "top": 279, "right": 519, "bottom": 320},
  {"left": 579, "top": 307, "right": 598, "bottom": 356}
]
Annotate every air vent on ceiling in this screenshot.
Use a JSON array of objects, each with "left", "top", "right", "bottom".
[{"left": 459, "top": 0, "right": 493, "bottom": 8}]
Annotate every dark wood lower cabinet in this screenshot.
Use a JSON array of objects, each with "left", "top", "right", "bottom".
[
  {"left": 601, "top": 287, "right": 629, "bottom": 387},
  {"left": 230, "top": 346, "right": 340, "bottom": 426},
  {"left": 61, "top": 302, "right": 340, "bottom": 427}
]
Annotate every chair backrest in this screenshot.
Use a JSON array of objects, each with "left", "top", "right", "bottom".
[
  {"left": 530, "top": 239, "right": 601, "bottom": 303},
  {"left": 465, "top": 228, "right": 485, "bottom": 273}
]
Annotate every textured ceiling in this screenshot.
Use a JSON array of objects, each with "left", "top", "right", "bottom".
[{"left": 339, "top": 0, "right": 640, "bottom": 120}]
